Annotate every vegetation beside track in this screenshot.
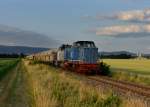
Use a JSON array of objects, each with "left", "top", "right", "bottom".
[
  {"left": 24, "top": 60, "right": 121, "bottom": 107},
  {"left": 0, "top": 58, "right": 19, "bottom": 80},
  {"left": 99, "top": 62, "right": 111, "bottom": 76},
  {"left": 103, "top": 59, "right": 150, "bottom": 85},
  {"left": 23, "top": 60, "right": 150, "bottom": 107}
]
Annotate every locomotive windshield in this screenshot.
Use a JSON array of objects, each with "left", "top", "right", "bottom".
[
  {"left": 59, "top": 44, "right": 72, "bottom": 50},
  {"left": 73, "top": 41, "right": 96, "bottom": 48}
]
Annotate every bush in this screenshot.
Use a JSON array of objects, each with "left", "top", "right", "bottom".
[
  {"left": 99, "top": 62, "right": 111, "bottom": 76},
  {"left": 103, "top": 94, "right": 121, "bottom": 107}
]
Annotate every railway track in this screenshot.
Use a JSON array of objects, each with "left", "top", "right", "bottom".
[
  {"left": 87, "top": 76, "right": 150, "bottom": 98},
  {"left": 63, "top": 69, "right": 150, "bottom": 98}
]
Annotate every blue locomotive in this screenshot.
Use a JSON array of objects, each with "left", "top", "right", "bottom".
[{"left": 29, "top": 41, "right": 99, "bottom": 74}]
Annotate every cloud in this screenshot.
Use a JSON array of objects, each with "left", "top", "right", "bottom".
[
  {"left": 117, "top": 10, "right": 144, "bottom": 21},
  {"left": 117, "top": 9, "right": 150, "bottom": 22},
  {"left": 84, "top": 8, "right": 150, "bottom": 38},
  {"left": 91, "top": 24, "right": 150, "bottom": 37},
  {"left": 0, "top": 25, "right": 59, "bottom": 48},
  {"left": 147, "top": 47, "right": 150, "bottom": 50},
  {"left": 96, "top": 8, "right": 150, "bottom": 23},
  {"left": 96, "top": 25, "right": 140, "bottom": 36},
  {"left": 143, "top": 24, "right": 150, "bottom": 32}
]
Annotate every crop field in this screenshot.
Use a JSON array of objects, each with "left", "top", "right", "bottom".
[
  {"left": 0, "top": 58, "right": 19, "bottom": 80},
  {"left": 103, "top": 59, "right": 150, "bottom": 85},
  {"left": 103, "top": 59, "right": 150, "bottom": 75}
]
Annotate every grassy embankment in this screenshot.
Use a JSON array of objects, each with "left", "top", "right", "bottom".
[
  {"left": 103, "top": 59, "right": 150, "bottom": 85},
  {"left": 23, "top": 60, "right": 149, "bottom": 107},
  {"left": 24, "top": 60, "right": 121, "bottom": 107},
  {"left": 0, "top": 58, "right": 19, "bottom": 80}
]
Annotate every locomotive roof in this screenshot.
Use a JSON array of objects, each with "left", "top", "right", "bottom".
[
  {"left": 73, "top": 41, "right": 96, "bottom": 47},
  {"left": 74, "top": 41, "right": 95, "bottom": 44}
]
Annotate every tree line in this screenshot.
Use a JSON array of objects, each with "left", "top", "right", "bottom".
[
  {"left": 100, "top": 54, "right": 135, "bottom": 59},
  {"left": 0, "top": 53, "right": 25, "bottom": 58},
  {"left": 100, "top": 54, "right": 150, "bottom": 59}
]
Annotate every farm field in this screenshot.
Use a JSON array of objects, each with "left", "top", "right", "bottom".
[
  {"left": 103, "top": 59, "right": 150, "bottom": 75},
  {"left": 0, "top": 58, "right": 19, "bottom": 80},
  {"left": 103, "top": 59, "right": 150, "bottom": 85}
]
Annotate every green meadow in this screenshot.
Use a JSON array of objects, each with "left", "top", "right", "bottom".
[
  {"left": 103, "top": 59, "right": 150, "bottom": 85},
  {"left": 0, "top": 58, "right": 19, "bottom": 80}
]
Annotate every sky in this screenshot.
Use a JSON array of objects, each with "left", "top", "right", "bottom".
[{"left": 0, "top": 0, "right": 150, "bottom": 53}]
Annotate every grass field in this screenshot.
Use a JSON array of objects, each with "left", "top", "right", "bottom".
[
  {"left": 103, "top": 59, "right": 150, "bottom": 75},
  {"left": 0, "top": 58, "right": 19, "bottom": 80},
  {"left": 103, "top": 59, "right": 150, "bottom": 85}
]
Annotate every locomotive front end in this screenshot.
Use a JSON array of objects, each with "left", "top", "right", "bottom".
[{"left": 65, "top": 41, "right": 99, "bottom": 74}]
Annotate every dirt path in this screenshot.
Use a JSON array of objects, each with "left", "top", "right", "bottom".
[
  {"left": 0, "top": 63, "right": 19, "bottom": 106},
  {"left": 0, "top": 62, "right": 31, "bottom": 107}
]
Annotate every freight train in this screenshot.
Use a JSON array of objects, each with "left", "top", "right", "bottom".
[{"left": 27, "top": 41, "right": 100, "bottom": 74}]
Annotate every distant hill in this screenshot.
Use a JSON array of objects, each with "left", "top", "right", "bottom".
[
  {"left": 0, "top": 45, "right": 50, "bottom": 55},
  {"left": 100, "top": 51, "right": 150, "bottom": 58},
  {"left": 99, "top": 51, "right": 137, "bottom": 59}
]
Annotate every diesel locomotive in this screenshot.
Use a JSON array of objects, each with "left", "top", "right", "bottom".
[{"left": 27, "top": 41, "right": 100, "bottom": 74}]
